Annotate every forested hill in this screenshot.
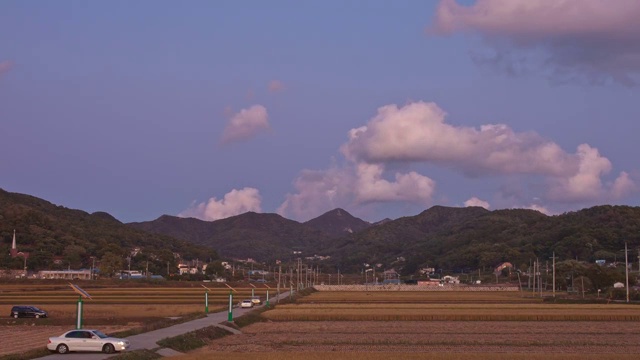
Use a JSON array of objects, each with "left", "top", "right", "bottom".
[
  {"left": 129, "top": 212, "right": 333, "bottom": 262},
  {"left": 0, "top": 189, "right": 218, "bottom": 274},
  {"left": 4, "top": 187, "right": 640, "bottom": 276},
  {"left": 328, "top": 205, "right": 640, "bottom": 273}
]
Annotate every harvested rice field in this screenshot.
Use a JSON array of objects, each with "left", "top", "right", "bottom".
[
  {"left": 183, "top": 321, "right": 640, "bottom": 356},
  {"left": 173, "top": 290, "right": 640, "bottom": 359}
]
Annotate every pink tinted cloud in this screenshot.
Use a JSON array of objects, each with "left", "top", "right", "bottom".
[
  {"left": 280, "top": 99, "right": 636, "bottom": 221},
  {"left": 341, "top": 101, "right": 576, "bottom": 177},
  {"left": 341, "top": 101, "right": 635, "bottom": 204},
  {"left": 268, "top": 80, "right": 286, "bottom": 93},
  {"left": 278, "top": 162, "right": 436, "bottom": 222},
  {"left": 430, "top": 0, "right": 640, "bottom": 85},
  {"left": 0, "top": 61, "right": 14, "bottom": 76},
  {"left": 179, "top": 187, "right": 262, "bottom": 221},
  {"left": 220, "top": 105, "right": 270, "bottom": 145},
  {"left": 464, "top": 197, "right": 490, "bottom": 209}
]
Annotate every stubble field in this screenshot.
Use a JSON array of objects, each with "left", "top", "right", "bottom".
[
  {"left": 0, "top": 281, "right": 259, "bottom": 357},
  {"left": 174, "top": 290, "right": 640, "bottom": 359}
]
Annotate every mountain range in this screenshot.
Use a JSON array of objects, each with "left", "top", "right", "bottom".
[{"left": 3, "top": 187, "right": 640, "bottom": 275}]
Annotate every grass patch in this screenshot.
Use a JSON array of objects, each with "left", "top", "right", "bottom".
[
  {"left": 110, "top": 349, "right": 162, "bottom": 360},
  {"left": 232, "top": 303, "right": 274, "bottom": 328},
  {"left": 0, "top": 347, "right": 50, "bottom": 360},
  {"left": 157, "top": 326, "right": 232, "bottom": 353}
]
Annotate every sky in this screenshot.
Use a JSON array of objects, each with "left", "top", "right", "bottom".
[{"left": 1, "top": 0, "right": 640, "bottom": 224}]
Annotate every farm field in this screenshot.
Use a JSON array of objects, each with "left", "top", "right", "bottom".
[
  {"left": 0, "top": 281, "right": 275, "bottom": 357},
  {"left": 175, "top": 290, "right": 640, "bottom": 359}
]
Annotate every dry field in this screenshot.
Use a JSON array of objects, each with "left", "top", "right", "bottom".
[
  {"left": 0, "top": 282, "right": 243, "bottom": 357},
  {"left": 172, "top": 290, "right": 640, "bottom": 359},
  {"left": 180, "top": 321, "right": 640, "bottom": 358},
  {"left": 295, "top": 291, "right": 539, "bottom": 304},
  {"left": 0, "top": 324, "right": 137, "bottom": 357}
]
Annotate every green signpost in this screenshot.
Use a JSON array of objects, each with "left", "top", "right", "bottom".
[
  {"left": 224, "top": 284, "right": 237, "bottom": 322},
  {"left": 68, "top": 283, "right": 92, "bottom": 329}
]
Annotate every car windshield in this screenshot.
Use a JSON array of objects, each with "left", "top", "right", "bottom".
[{"left": 92, "top": 330, "right": 109, "bottom": 339}]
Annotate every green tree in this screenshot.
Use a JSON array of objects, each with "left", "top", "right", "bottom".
[
  {"left": 64, "top": 244, "right": 86, "bottom": 269},
  {"left": 204, "top": 260, "right": 225, "bottom": 277},
  {"left": 99, "top": 252, "right": 123, "bottom": 278}
]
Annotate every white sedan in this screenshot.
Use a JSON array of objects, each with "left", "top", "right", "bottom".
[
  {"left": 47, "top": 329, "right": 130, "bottom": 354},
  {"left": 240, "top": 299, "right": 254, "bottom": 308}
]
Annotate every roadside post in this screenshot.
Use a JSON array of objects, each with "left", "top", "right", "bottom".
[
  {"left": 201, "top": 285, "right": 211, "bottom": 314},
  {"left": 249, "top": 283, "right": 256, "bottom": 298},
  {"left": 264, "top": 283, "right": 271, "bottom": 308},
  {"left": 68, "top": 283, "right": 92, "bottom": 329},
  {"left": 224, "top": 283, "right": 237, "bottom": 322}
]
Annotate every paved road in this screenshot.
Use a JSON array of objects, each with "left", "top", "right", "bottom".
[{"left": 36, "top": 293, "right": 289, "bottom": 359}]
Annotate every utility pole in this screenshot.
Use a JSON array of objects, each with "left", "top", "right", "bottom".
[
  {"left": 625, "top": 242, "right": 630, "bottom": 303},
  {"left": 532, "top": 259, "right": 536, "bottom": 295},
  {"left": 552, "top": 252, "right": 556, "bottom": 298}
]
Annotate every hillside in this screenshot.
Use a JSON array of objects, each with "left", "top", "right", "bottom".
[
  {"left": 303, "top": 208, "right": 371, "bottom": 237},
  {"left": 0, "top": 189, "right": 218, "bottom": 275},
  {"left": 328, "top": 205, "right": 640, "bottom": 274},
  {"left": 129, "top": 212, "right": 333, "bottom": 262},
  {"left": 4, "top": 187, "right": 640, "bottom": 278}
]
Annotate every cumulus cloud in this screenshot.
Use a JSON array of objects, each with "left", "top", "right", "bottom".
[
  {"left": 611, "top": 171, "right": 637, "bottom": 199},
  {"left": 278, "top": 167, "right": 354, "bottom": 221},
  {"left": 341, "top": 101, "right": 575, "bottom": 177},
  {"left": 179, "top": 187, "right": 262, "bottom": 221},
  {"left": 280, "top": 100, "right": 635, "bottom": 221},
  {"left": 220, "top": 105, "right": 270, "bottom": 144},
  {"left": 345, "top": 101, "right": 634, "bottom": 203},
  {"left": 464, "top": 197, "right": 490, "bottom": 209},
  {"left": 518, "top": 204, "right": 551, "bottom": 215},
  {"left": 278, "top": 162, "right": 436, "bottom": 221},
  {"left": 0, "top": 61, "right": 13, "bottom": 76},
  {"left": 429, "top": 0, "right": 640, "bottom": 85},
  {"left": 354, "top": 163, "right": 435, "bottom": 203},
  {"left": 268, "top": 80, "right": 286, "bottom": 93},
  {"left": 547, "top": 144, "right": 612, "bottom": 201}
]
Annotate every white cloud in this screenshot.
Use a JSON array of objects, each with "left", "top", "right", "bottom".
[
  {"left": 268, "top": 80, "right": 285, "bottom": 93},
  {"left": 0, "top": 61, "right": 13, "bottom": 76},
  {"left": 464, "top": 197, "right": 490, "bottom": 209},
  {"left": 430, "top": 0, "right": 640, "bottom": 85},
  {"left": 547, "top": 144, "right": 611, "bottom": 201},
  {"left": 354, "top": 163, "right": 435, "bottom": 204},
  {"left": 220, "top": 105, "right": 270, "bottom": 144},
  {"left": 278, "top": 162, "right": 436, "bottom": 221},
  {"left": 280, "top": 100, "right": 635, "bottom": 221},
  {"left": 611, "top": 171, "right": 637, "bottom": 199},
  {"left": 341, "top": 101, "right": 575, "bottom": 177},
  {"left": 519, "top": 204, "right": 551, "bottom": 215},
  {"left": 179, "top": 187, "right": 262, "bottom": 221},
  {"left": 278, "top": 166, "right": 353, "bottom": 221}
]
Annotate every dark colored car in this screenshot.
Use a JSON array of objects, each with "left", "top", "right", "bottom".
[{"left": 10, "top": 305, "right": 48, "bottom": 318}]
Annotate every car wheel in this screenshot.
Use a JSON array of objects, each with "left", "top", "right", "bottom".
[
  {"left": 12, "top": 314, "right": 18, "bottom": 318},
  {"left": 103, "top": 343, "right": 115, "bottom": 354},
  {"left": 56, "top": 344, "right": 69, "bottom": 354},
  {"left": 35, "top": 314, "right": 40, "bottom": 318}
]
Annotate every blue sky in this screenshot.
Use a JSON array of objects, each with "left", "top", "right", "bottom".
[{"left": 2, "top": 0, "right": 639, "bottom": 223}]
